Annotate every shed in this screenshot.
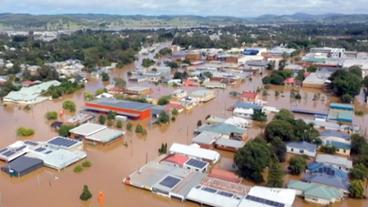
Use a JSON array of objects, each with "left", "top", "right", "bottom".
[
  {"left": 85, "top": 128, "right": 124, "bottom": 143},
  {"left": 69, "top": 123, "right": 107, "bottom": 137},
  {"left": 169, "top": 143, "right": 220, "bottom": 164}
]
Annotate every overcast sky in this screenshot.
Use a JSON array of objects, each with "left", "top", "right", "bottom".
[{"left": 1, "top": 0, "right": 368, "bottom": 17}]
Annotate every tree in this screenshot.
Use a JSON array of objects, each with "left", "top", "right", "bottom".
[
  {"left": 351, "top": 134, "right": 366, "bottom": 155},
  {"left": 341, "top": 94, "right": 353, "bottom": 103},
  {"left": 58, "top": 124, "right": 74, "bottom": 136},
  {"left": 288, "top": 156, "right": 307, "bottom": 175},
  {"left": 101, "top": 72, "right": 110, "bottom": 82},
  {"left": 45, "top": 111, "right": 58, "bottom": 120},
  {"left": 306, "top": 65, "right": 317, "bottom": 72},
  {"left": 329, "top": 69, "right": 362, "bottom": 102},
  {"left": 157, "top": 111, "right": 170, "bottom": 124},
  {"left": 350, "top": 164, "right": 368, "bottom": 180},
  {"left": 98, "top": 115, "right": 106, "bottom": 125},
  {"left": 107, "top": 111, "right": 117, "bottom": 120},
  {"left": 126, "top": 122, "right": 133, "bottom": 131},
  {"left": 158, "top": 143, "right": 168, "bottom": 155},
  {"left": 252, "top": 109, "right": 267, "bottom": 122},
  {"left": 172, "top": 108, "right": 179, "bottom": 117},
  {"left": 142, "top": 58, "right": 155, "bottom": 68},
  {"left": 197, "top": 120, "right": 202, "bottom": 127},
  {"left": 234, "top": 139, "right": 271, "bottom": 183},
  {"left": 267, "top": 161, "right": 284, "bottom": 188},
  {"left": 349, "top": 180, "right": 365, "bottom": 199},
  {"left": 16, "top": 127, "right": 35, "bottom": 137},
  {"left": 270, "top": 137, "right": 287, "bottom": 162},
  {"left": 80, "top": 185, "right": 93, "bottom": 201},
  {"left": 320, "top": 145, "right": 337, "bottom": 154},
  {"left": 274, "top": 109, "right": 295, "bottom": 122},
  {"left": 84, "top": 92, "right": 94, "bottom": 101},
  {"left": 157, "top": 95, "right": 171, "bottom": 105},
  {"left": 62, "top": 100, "right": 76, "bottom": 113},
  {"left": 265, "top": 120, "right": 295, "bottom": 142}
]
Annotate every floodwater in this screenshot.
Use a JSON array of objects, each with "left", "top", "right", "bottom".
[{"left": 0, "top": 66, "right": 367, "bottom": 207}]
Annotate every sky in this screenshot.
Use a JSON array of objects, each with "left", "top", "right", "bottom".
[{"left": 1, "top": 0, "right": 368, "bottom": 17}]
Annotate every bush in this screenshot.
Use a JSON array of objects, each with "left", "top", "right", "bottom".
[
  {"left": 45, "top": 111, "right": 58, "bottom": 120},
  {"left": 62, "top": 100, "right": 76, "bottom": 113},
  {"left": 252, "top": 109, "right": 267, "bottom": 122},
  {"left": 320, "top": 145, "right": 337, "bottom": 154},
  {"left": 116, "top": 120, "right": 123, "bottom": 129},
  {"left": 349, "top": 180, "right": 365, "bottom": 199},
  {"left": 126, "top": 122, "right": 133, "bottom": 131},
  {"left": 341, "top": 94, "right": 353, "bottom": 103},
  {"left": 158, "top": 143, "right": 168, "bottom": 155},
  {"left": 73, "top": 165, "right": 83, "bottom": 173},
  {"left": 135, "top": 124, "right": 146, "bottom": 135},
  {"left": 106, "top": 120, "right": 114, "bottom": 127},
  {"left": 82, "top": 160, "right": 92, "bottom": 168},
  {"left": 16, "top": 127, "right": 35, "bottom": 137},
  {"left": 172, "top": 108, "right": 179, "bottom": 117},
  {"left": 101, "top": 72, "right": 110, "bottom": 82},
  {"left": 157, "top": 111, "right": 170, "bottom": 124},
  {"left": 80, "top": 185, "right": 92, "bottom": 201},
  {"left": 98, "top": 115, "right": 106, "bottom": 125}
]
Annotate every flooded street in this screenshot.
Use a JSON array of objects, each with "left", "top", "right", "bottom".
[{"left": 0, "top": 66, "right": 368, "bottom": 207}]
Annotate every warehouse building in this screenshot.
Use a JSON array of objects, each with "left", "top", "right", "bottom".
[{"left": 1, "top": 156, "right": 43, "bottom": 177}]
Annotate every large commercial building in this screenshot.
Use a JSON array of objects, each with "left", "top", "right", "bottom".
[{"left": 85, "top": 98, "right": 152, "bottom": 120}]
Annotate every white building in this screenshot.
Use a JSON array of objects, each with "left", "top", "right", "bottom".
[
  {"left": 238, "top": 186, "right": 296, "bottom": 207},
  {"left": 169, "top": 143, "right": 220, "bottom": 164}
]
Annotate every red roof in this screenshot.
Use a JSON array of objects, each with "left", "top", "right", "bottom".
[
  {"left": 284, "top": 77, "right": 295, "bottom": 84},
  {"left": 241, "top": 91, "right": 258, "bottom": 99},
  {"left": 163, "top": 154, "right": 189, "bottom": 166},
  {"left": 208, "top": 168, "right": 241, "bottom": 183}
]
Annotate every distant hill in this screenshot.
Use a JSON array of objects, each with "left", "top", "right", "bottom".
[{"left": 0, "top": 13, "right": 368, "bottom": 31}]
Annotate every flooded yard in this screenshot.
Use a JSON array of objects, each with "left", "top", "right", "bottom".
[{"left": 0, "top": 66, "right": 367, "bottom": 207}]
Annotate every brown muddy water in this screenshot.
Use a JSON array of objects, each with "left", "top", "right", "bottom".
[{"left": 0, "top": 67, "right": 367, "bottom": 207}]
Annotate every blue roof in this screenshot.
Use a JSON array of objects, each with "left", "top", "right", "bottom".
[
  {"left": 307, "top": 162, "right": 348, "bottom": 180},
  {"left": 330, "top": 103, "right": 354, "bottom": 111},
  {"left": 320, "top": 130, "right": 350, "bottom": 140},
  {"left": 91, "top": 98, "right": 152, "bottom": 111},
  {"left": 47, "top": 137, "right": 79, "bottom": 148},
  {"left": 2, "top": 156, "right": 43, "bottom": 176},
  {"left": 185, "top": 158, "right": 208, "bottom": 169},
  {"left": 287, "top": 141, "right": 317, "bottom": 153},
  {"left": 325, "top": 141, "right": 351, "bottom": 150},
  {"left": 234, "top": 101, "right": 262, "bottom": 110},
  {"left": 303, "top": 172, "right": 349, "bottom": 191}
]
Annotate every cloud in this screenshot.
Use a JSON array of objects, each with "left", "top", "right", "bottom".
[{"left": 0, "top": 0, "right": 367, "bottom": 16}]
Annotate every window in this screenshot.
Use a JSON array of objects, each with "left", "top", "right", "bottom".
[
  {"left": 291, "top": 148, "right": 294, "bottom": 152},
  {"left": 299, "top": 149, "right": 304, "bottom": 153}
]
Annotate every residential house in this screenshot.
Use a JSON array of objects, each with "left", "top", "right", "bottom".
[{"left": 286, "top": 141, "right": 317, "bottom": 157}]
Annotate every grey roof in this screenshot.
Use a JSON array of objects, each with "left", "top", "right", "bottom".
[
  {"left": 316, "top": 154, "right": 353, "bottom": 169},
  {"left": 69, "top": 123, "right": 106, "bottom": 136},
  {"left": 320, "top": 130, "right": 350, "bottom": 140},
  {"left": 192, "top": 131, "right": 221, "bottom": 145},
  {"left": 171, "top": 171, "right": 206, "bottom": 198},
  {"left": 286, "top": 141, "right": 317, "bottom": 153},
  {"left": 90, "top": 98, "right": 152, "bottom": 111},
  {"left": 303, "top": 172, "right": 349, "bottom": 191},
  {"left": 86, "top": 128, "right": 124, "bottom": 143},
  {"left": 215, "top": 138, "right": 245, "bottom": 149},
  {"left": 196, "top": 123, "right": 245, "bottom": 136}
]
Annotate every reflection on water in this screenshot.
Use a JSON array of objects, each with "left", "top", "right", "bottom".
[{"left": 0, "top": 67, "right": 367, "bottom": 207}]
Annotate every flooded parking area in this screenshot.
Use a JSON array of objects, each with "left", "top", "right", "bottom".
[{"left": 0, "top": 66, "right": 367, "bottom": 207}]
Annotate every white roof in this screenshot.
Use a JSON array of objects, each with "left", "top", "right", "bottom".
[
  {"left": 224, "top": 116, "right": 250, "bottom": 127},
  {"left": 186, "top": 186, "right": 242, "bottom": 207},
  {"left": 239, "top": 186, "right": 296, "bottom": 207},
  {"left": 169, "top": 143, "right": 220, "bottom": 163},
  {"left": 69, "top": 123, "right": 106, "bottom": 137},
  {"left": 233, "top": 107, "right": 254, "bottom": 115},
  {"left": 316, "top": 154, "right": 353, "bottom": 169}
]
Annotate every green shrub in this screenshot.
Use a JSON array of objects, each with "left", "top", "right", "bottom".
[
  {"left": 82, "top": 160, "right": 92, "bottom": 168},
  {"left": 16, "top": 127, "right": 34, "bottom": 137},
  {"left": 62, "top": 100, "right": 76, "bottom": 113},
  {"left": 45, "top": 111, "right": 58, "bottom": 120},
  {"left": 126, "top": 122, "right": 133, "bottom": 131},
  {"left": 80, "top": 185, "right": 92, "bottom": 201},
  {"left": 73, "top": 165, "right": 83, "bottom": 173}
]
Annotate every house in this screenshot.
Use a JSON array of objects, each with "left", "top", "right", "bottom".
[
  {"left": 183, "top": 158, "right": 209, "bottom": 172},
  {"left": 195, "top": 123, "right": 246, "bottom": 140},
  {"left": 240, "top": 91, "right": 259, "bottom": 102},
  {"left": 328, "top": 103, "right": 354, "bottom": 123},
  {"left": 233, "top": 107, "right": 254, "bottom": 119},
  {"left": 286, "top": 141, "right": 317, "bottom": 157},
  {"left": 3, "top": 80, "right": 61, "bottom": 104},
  {"left": 190, "top": 90, "right": 215, "bottom": 102},
  {"left": 66, "top": 112, "right": 95, "bottom": 125},
  {"left": 304, "top": 162, "right": 350, "bottom": 193},
  {"left": 203, "top": 81, "right": 226, "bottom": 89},
  {"left": 69, "top": 123, "right": 124, "bottom": 144},
  {"left": 124, "top": 86, "right": 151, "bottom": 96},
  {"left": 215, "top": 138, "right": 245, "bottom": 152},
  {"left": 1, "top": 156, "right": 43, "bottom": 177},
  {"left": 224, "top": 116, "right": 251, "bottom": 129},
  {"left": 192, "top": 131, "right": 221, "bottom": 148},
  {"left": 85, "top": 98, "right": 152, "bottom": 120},
  {"left": 238, "top": 186, "right": 296, "bottom": 207},
  {"left": 0, "top": 141, "right": 29, "bottom": 162},
  {"left": 288, "top": 180, "right": 344, "bottom": 205},
  {"left": 186, "top": 176, "right": 250, "bottom": 207},
  {"left": 169, "top": 143, "right": 220, "bottom": 164},
  {"left": 315, "top": 154, "right": 353, "bottom": 171}
]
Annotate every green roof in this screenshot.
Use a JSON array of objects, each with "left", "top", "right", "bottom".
[{"left": 288, "top": 180, "right": 343, "bottom": 201}]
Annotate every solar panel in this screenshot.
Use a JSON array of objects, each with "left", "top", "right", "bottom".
[
  {"left": 203, "top": 187, "right": 217, "bottom": 193},
  {"left": 35, "top": 147, "right": 46, "bottom": 152},
  {"left": 16, "top": 146, "right": 27, "bottom": 151},
  {"left": 45, "top": 150, "right": 53, "bottom": 154},
  {"left": 246, "top": 195, "right": 285, "bottom": 207},
  {"left": 0, "top": 148, "right": 8, "bottom": 154},
  {"left": 24, "top": 141, "right": 38, "bottom": 146},
  {"left": 159, "top": 176, "right": 181, "bottom": 188},
  {"left": 48, "top": 137, "right": 78, "bottom": 148},
  {"left": 218, "top": 191, "right": 233, "bottom": 197},
  {"left": 3, "top": 151, "right": 15, "bottom": 157},
  {"left": 185, "top": 159, "right": 207, "bottom": 169}
]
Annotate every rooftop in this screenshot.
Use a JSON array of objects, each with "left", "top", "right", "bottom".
[
  {"left": 215, "top": 138, "right": 245, "bottom": 149},
  {"left": 320, "top": 130, "right": 351, "bottom": 140},
  {"left": 316, "top": 154, "right": 353, "bottom": 169},
  {"left": 238, "top": 186, "right": 296, "bottom": 207},
  {"left": 288, "top": 180, "right": 344, "bottom": 201},
  {"left": 88, "top": 98, "right": 152, "bottom": 112},
  {"left": 192, "top": 131, "right": 221, "bottom": 145},
  {"left": 85, "top": 128, "right": 124, "bottom": 143},
  {"left": 69, "top": 123, "right": 107, "bottom": 137},
  {"left": 286, "top": 141, "right": 317, "bottom": 153}
]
